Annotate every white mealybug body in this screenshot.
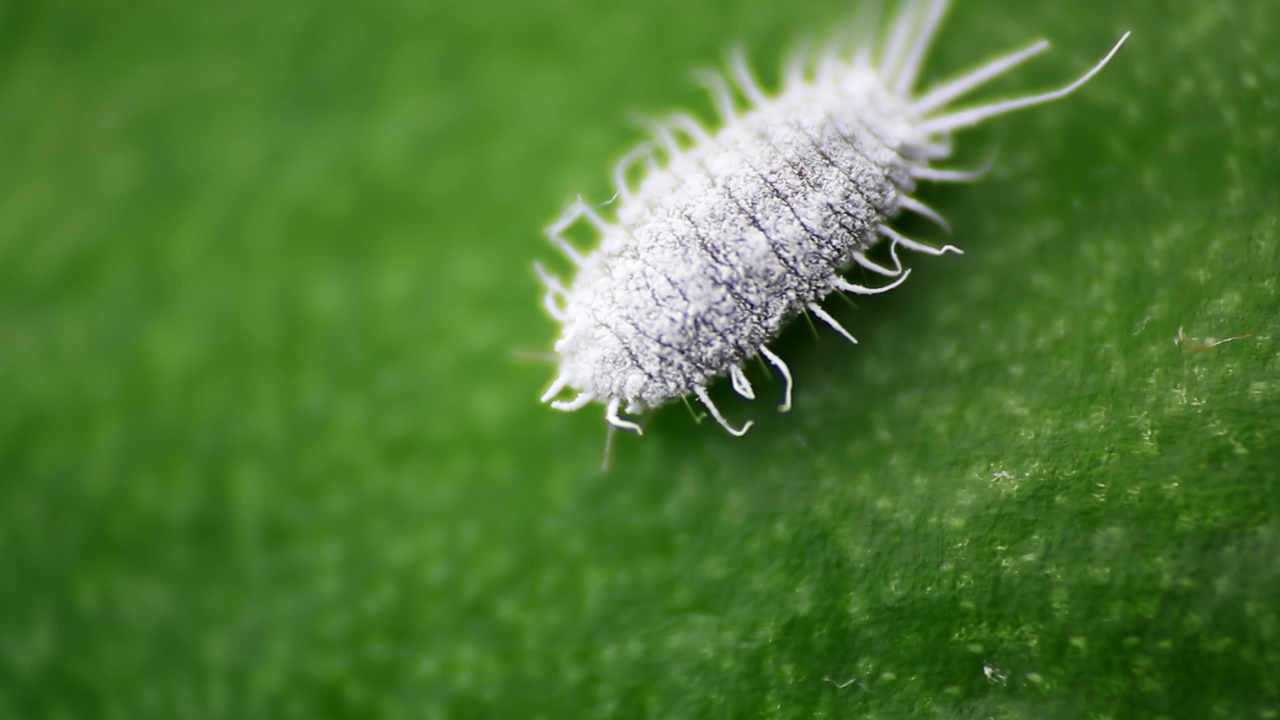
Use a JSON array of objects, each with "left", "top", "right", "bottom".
[{"left": 537, "top": 0, "right": 1129, "bottom": 436}]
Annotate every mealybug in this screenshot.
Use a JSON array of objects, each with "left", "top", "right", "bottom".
[{"left": 536, "top": 0, "right": 1129, "bottom": 435}]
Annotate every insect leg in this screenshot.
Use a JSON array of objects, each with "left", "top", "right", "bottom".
[
  {"left": 640, "top": 118, "right": 684, "bottom": 162},
  {"left": 759, "top": 346, "right": 793, "bottom": 412},
  {"left": 534, "top": 261, "right": 569, "bottom": 321},
  {"left": 852, "top": 237, "right": 906, "bottom": 277},
  {"left": 877, "top": 224, "right": 963, "bottom": 256},
  {"left": 808, "top": 302, "right": 859, "bottom": 345},
  {"left": 551, "top": 392, "right": 594, "bottom": 411},
  {"left": 897, "top": 195, "right": 952, "bottom": 234},
  {"left": 729, "top": 365, "right": 755, "bottom": 400},
  {"left": 545, "top": 199, "right": 590, "bottom": 265},
  {"left": 540, "top": 374, "right": 569, "bottom": 403},
  {"left": 612, "top": 141, "right": 655, "bottom": 203},
  {"left": 910, "top": 162, "right": 992, "bottom": 182},
  {"left": 692, "top": 69, "right": 738, "bottom": 122},
  {"left": 728, "top": 46, "right": 770, "bottom": 107},
  {"left": 605, "top": 398, "right": 644, "bottom": 435},
  {"left": 666, "top": 113, "right": 713, "bottom": 146},
  {"left": 832, "top": 267, "right": 912, "bottom": 295},
  {"left": 694, "top": 386, "right": 754, "bottom": 436},
  {"left": 783, "top": 36, "right": 812, "bottom": 88}
]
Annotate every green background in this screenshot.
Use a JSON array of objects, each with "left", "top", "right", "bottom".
[{"left": 2, "top": 0, "right": 1277, "bottom": 717}]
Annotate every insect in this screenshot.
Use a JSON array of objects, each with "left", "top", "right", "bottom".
[{"left": 536, "top": 0, "right": 1129, "bottom": 436}]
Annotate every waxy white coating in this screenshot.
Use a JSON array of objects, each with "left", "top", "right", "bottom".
[{"left": 537, "top": 0, "right": 1129, "bottom": 436}]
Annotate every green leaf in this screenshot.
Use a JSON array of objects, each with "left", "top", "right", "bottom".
[{"left": 1, "top": 0, "right": 1277, "bottom": 717}]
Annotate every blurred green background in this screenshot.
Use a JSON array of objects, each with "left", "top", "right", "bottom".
[{"left": 2, "top": 0, "right": 1277, "bottom": 717}]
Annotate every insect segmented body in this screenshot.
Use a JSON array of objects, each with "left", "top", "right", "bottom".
[{"left": 537, "top": 0, "right": 1128, "bottom": 435}]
